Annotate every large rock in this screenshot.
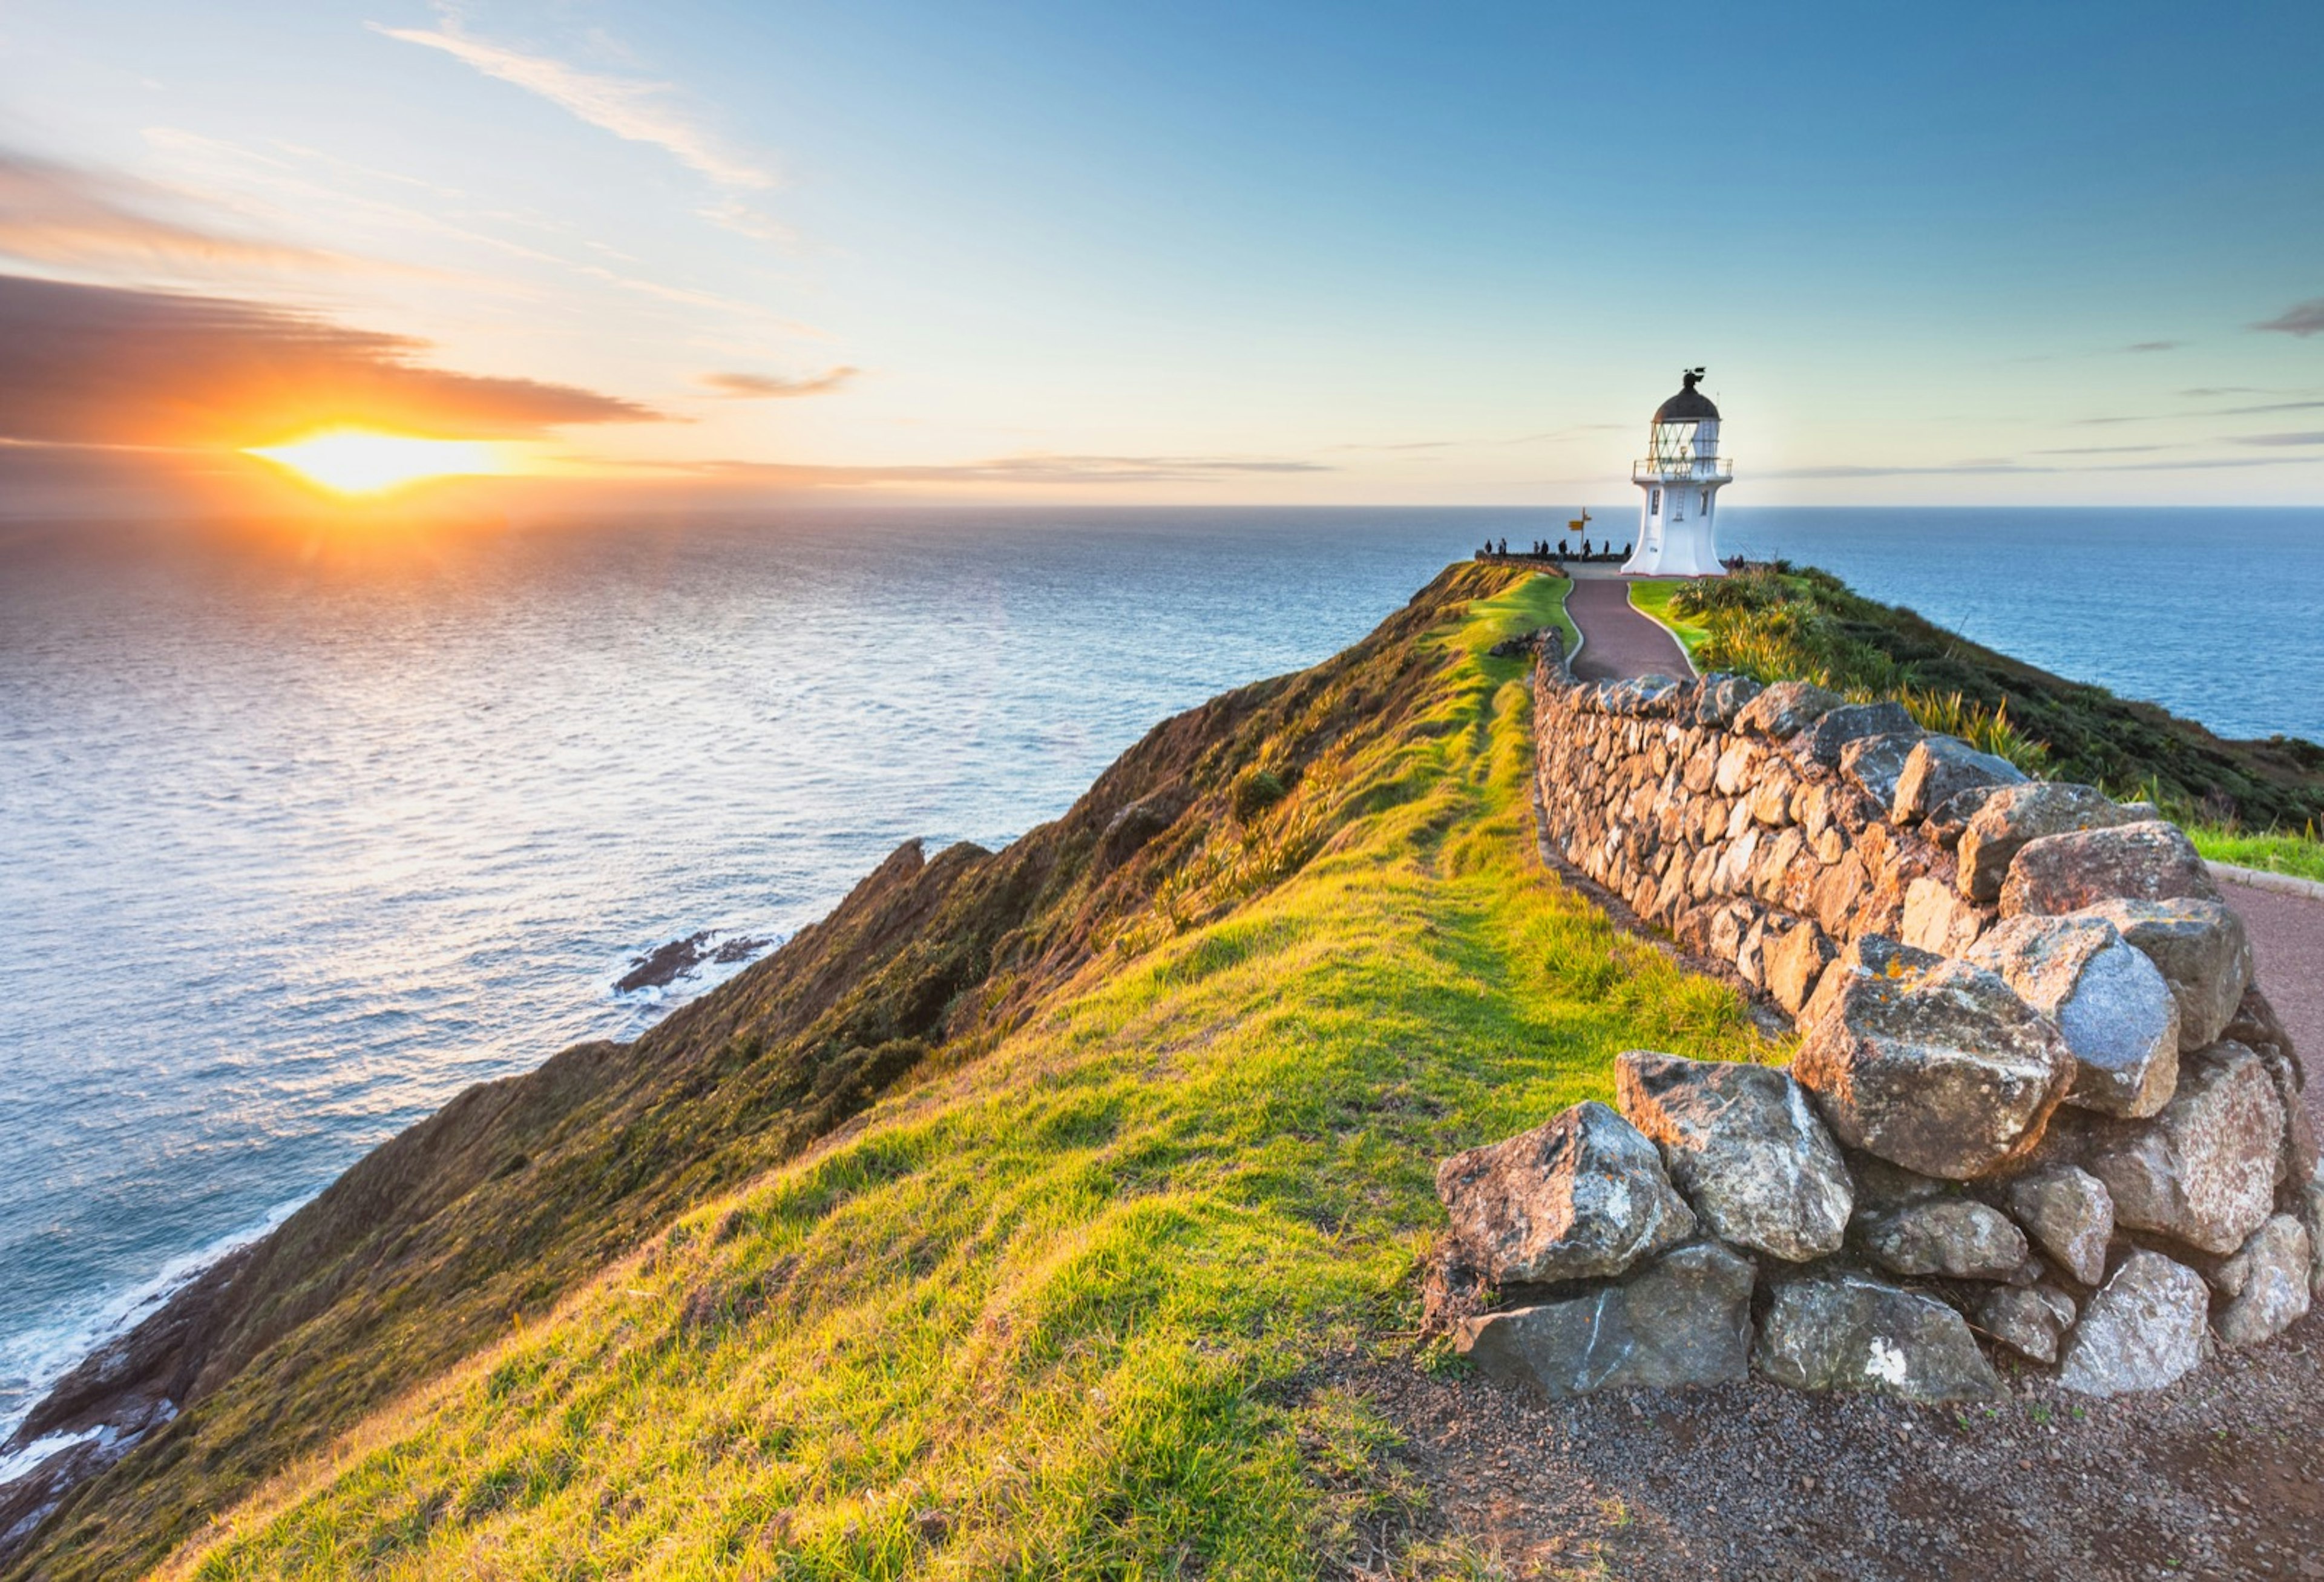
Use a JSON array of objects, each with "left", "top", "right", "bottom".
[
  {"left": 2209, "top": 1214, "right": 2313, "bottom": 1348},
  {"left": 1955, "top": 783, "right": 2132, "bottom": 903},
  {"left": 1805, "top": 701, "right": 1920, "bottom": 769},
  {"left": 1856, "top": 1197, "right": 2028, "bottom": 1279},
  {"left": 2057, "top": 1249, "right": 2211, "bottom": 1396},
  {"left": 1695, "top": 673, "right": 1764, "bottom": 728},
  {"left": 1980, "top": 1284, "right": 2076, "bottom": 1365},
  {"left": 2074, "top": 898, "right": 2254, "bottom": 1052},
  {"left": 1452, "top": 1241, "right": 1757, "bottom": 1398},
  {"left": 2006, "top": 1165, "right": 2115, "bottom": 1286},
  {"left": 1734, "top": 680, "right": 1843, "bottom": 741},
  {"left": 1840, "top": 732, "right": 1927, "bottom": 810},
  {"left": 2084, "top": 1042, "right": 2283, "bottom": 1256},
  {"left": 1800, "top": 933, "right": 1948, "bottom": 1032},
  {"left": 1436, "top": 1102, "right": 1696, "bottom": 1284},
  {"left": 1892, "top": 735, "right": 2028, "bottom": 825},
  {"left": 2000, "top": 820, "right": 2222, "bottom": 918},
  {"left": 1754, "top": 1269, "right": 2000, "bottom": 1402},
  {"left": 1614, "top": 1051, "right": 1853, "bottom": 1262},
  {"left": 1965, "top": 914, "right": 2180, "bottom": 1118},
  {"left": 1793, "top": 956, "right": 2076, "bottom": 1180}
]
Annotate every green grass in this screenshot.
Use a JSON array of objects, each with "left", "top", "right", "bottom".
[
  {"left": 160, "top": 570, "right": 1776, "bottom": 1581},
  {"left": 1626, "top": 580, "right": 1711, "bottom": 659},
  {"left": 2186, "top": 824, "right": 2324, "bottom": 883}
]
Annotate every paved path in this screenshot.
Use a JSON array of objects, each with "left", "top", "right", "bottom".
[
  {"left": 1564, "top": 575, "right": 1692, "bottom": 683},
  {"left": 2220, "top": 877, "right": 2324, "bottom": 1127}
]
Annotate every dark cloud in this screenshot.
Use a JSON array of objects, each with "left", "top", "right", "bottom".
[
  {"left": 2216, "top": 399, "right": 2324, "bottom": 416},
  {"left": 0, "top": 273, "right": 657, "bottom": 448},
  {"left": 699, "top": 367, "right": 857, "bottom": 398},
  {"left": 2253, "top": 299, "right": 2324, "bottom": 337},
  {"left": 0, "top": 151, "right": 330, "bottom": 271},
  {"left": 2238, "top": 431, "right": 2324, "bottom": 447}
]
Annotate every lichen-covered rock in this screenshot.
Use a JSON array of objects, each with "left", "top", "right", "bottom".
[
  {"left": 1955, "top": 783, "right": 2132, "bottom": 903},
  {"left": 1804, "top": 701, "right": 1920, "bottom": 769},
  {"left": 1793, "top": 956, "right": 2076, "bottom": 1180},
  {"left": 1734, "top": 680, "right": 1843, "bottom": 741},
  {"left": 2209, "top": 1214, "right": 2313, "bottom": 1348},
  {"left": 1614, "top": 1051, "right": 1853, "bottom": 1262},
  {"left": 1980, "top": 1284, "right": 2075, "bottom": 1365},
  {"left": 2084, "top": 1042, "right": 2283, "bottom": 1257},
  {"left": 2000, "top": 820, "right": 2222, "bottom": 918},
  {"left": 1856, "top": 1197, "right": 2028, "bottom": 1279},
  {"left": 2058, "top": 1249, "right": 2211, "bottom": 1396},
  {"left": 1849, "top": 1151, "right": 1950, "bottom": 1212},
  {"left": 2006, "top": 1165, "right": 2115, "bottom": 1286},
  {"left": 1695, "top": 672, "right": 1764, "bottom": 728},
  {"left": 1901, "top": 875, "right": 1987, "bottom": 957},
  {"left": 1436, "top": 1102, "right": 1696, "bottom": 1284},
  {"left": 1452, "top": 1241, "right": 1757, "bottom": 1399},
  {"left": 1840, "top": 732, "right": 1927, "bottom": 810},
  {"left": 1764, "top": 921, "right": 1837, "bottom": 1020},
  {"left": 1965, "top": 914, "right": 2180, "bottom": 1118},
  {"left": 1892, "top": 735, "right": 2028, "bottom": 825},
  {"left": 1800, "top": 933, "right": 1948, "bottom": 1032},
  {"left": 1754, "top": 1269, "right": 2000, "bottom": 1401}
]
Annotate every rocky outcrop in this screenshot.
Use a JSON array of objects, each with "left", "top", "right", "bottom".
[
  {"left": 2208, "top": 1215, "right": 2313, "bottom": 1348},
  {"left": 1854, "top": 1197, "right": 2027, "bottom": 1280},
  {"left": 1892, "top": 735, "right": 2027, "bottom": 825},
  {"left": 1955, "top": 783, "right": 2133, "bottom": 904},
  {"left": 1435, "top": 1102, "right": 1695, "bottom": 1284},
  {"left": 2006, "top": 1165, "right": 2115, "bottom": 1286},
  {"left": 2076, "top": 897, "right": 2252, "bottom": 1051},
  {"left": 2000, "top": 821, "right": 2221, "bottom": 917},
  {"left": 2083, "top": 1042, "right": 2284, "bottom": 1257}
]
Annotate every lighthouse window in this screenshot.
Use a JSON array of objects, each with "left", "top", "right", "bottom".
[{"left": 1650, "top": 488, "right": 1661, "bottom": 513}]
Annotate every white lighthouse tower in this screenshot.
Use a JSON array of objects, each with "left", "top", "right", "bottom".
[{"left": 1622, "top": 368, "right": 1733, "bottom": 578}]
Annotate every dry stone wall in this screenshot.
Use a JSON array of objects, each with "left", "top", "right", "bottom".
[{"left": 1419, "top": 643, "right": 2319, "bottom": 1406}]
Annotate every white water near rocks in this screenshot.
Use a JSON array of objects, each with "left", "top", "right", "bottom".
[{"left": 1, "top": 503, "right": 2316, "bottom": 1434}]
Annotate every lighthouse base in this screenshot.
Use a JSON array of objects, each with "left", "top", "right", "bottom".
[{"left": 1622, "top": 524, "right": 1725, "bottom": 579}]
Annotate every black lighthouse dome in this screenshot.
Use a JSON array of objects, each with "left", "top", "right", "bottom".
[{"left": 1653, "top": 367, "right": 1719, "bottom": 424}]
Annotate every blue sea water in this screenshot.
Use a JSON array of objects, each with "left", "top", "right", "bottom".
[{"left": 0, "top": 504, "right": 2317, "bottom": 1435}]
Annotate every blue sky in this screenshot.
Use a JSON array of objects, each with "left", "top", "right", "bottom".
[{"left": 2, "top": 0, "right": 2320, "bottom": 508}]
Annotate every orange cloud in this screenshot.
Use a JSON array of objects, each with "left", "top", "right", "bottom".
[
  {"left": 0, "top": 151, "right": 334, "bottom": 272},
  {"left": 699, "top": 367, "right": 858, "bottom": 398},
  {"left": 0, "top": 274, "right": 657, "bottom": 448}
]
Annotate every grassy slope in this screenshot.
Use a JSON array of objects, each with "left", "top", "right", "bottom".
[
  {"left": 159, "top": 573, "right": 1776, "bottom": 1581},
  {"left": 1626, "top": 580, "right": 1710, "bottom": 659},
  {"left": 1534, "top": 572, "right": 1581, "bottom": 660},
  {"left": 2188, "top": 828, "right": 2324, "bottom": 883}
]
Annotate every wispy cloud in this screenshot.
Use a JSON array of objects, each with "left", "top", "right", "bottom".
[
  {"left": 0, "top": 149, "right": 336, "bottom": 272},
  {"left": 372, "top": 14, "right": 786, "bottom": 240},
  {"left": 2253, "top": 298, "right": 2324, "bottom": 337},
  {"left": 2216, "top": 399, "right": 2324, "bottom": 417},
  {"left": 2125, "top": 340, "right": 2181, "bottom": 353},
  {"left": 0, "top": 272, "right": 658, "bottom": 448},
  {"left": 655, "top": 452, "right": 1331, "bottom": 486},
  {"left": 2029, "top": 443, "right": 2171, "bottom": 456},
  {"left": 2238, "top": 431, "right": 2324, "bottom": 447},
  {"left": 701, "top": 367, "right": 858, "bottom": 399}
]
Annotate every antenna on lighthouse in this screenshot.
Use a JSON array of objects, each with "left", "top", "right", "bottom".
[{"left": 1621, "top": 367, "right": 1733, "bottom": 578}]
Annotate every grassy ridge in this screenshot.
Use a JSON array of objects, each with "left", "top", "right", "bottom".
[
  {"left": 1649, "top": 565, "right": 2324, "bottom": 835},
  {"left": 157, "top": 572, "right": 1776, "bottom": 1580}
]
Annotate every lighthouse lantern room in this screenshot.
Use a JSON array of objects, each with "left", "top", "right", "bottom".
[{"left": 1621, "top": 367, "right": 1732, "bottom": 578}]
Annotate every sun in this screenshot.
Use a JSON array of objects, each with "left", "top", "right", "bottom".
[{"left": 245, "top": 430, "right": 508, "bottom": 494}]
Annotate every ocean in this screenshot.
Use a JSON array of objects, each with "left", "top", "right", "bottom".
[{"left": 1, "top": 503, "right": 2317, "bottom": 1434}]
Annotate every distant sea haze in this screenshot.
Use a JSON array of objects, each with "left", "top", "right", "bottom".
[{"left": 0, "top": 504, "right": 2316, "bottom": 1435}]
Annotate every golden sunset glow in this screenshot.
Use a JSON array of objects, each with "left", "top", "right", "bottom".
[{"left": 245, "top": 431, "right": 508, "bottom": 494}]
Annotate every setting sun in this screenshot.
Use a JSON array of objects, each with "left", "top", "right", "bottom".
[{"left": 245, "top": 430, "right": 507, "bottom": 494}]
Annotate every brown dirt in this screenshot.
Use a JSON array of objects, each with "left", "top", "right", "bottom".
[{"left": 1344, "top": 1307, "right": 2324, "bottom": 1580}]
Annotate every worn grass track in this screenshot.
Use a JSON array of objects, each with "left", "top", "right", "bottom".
[{"left": 153, "top": 569, "right": 1778, "bottom": 1581}]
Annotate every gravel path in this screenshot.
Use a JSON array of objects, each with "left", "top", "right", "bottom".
[
  {"left": 1346, "top": 1311, "right": 2324, "bottom": 1581},
  {"left": 1564, "top": 578, "right": 1692, "bottom": 684},
  {"left": 2222, "top": 876, "right": 2324, "bottom": 1129}
]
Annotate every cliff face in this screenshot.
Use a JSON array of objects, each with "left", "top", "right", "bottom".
[{"left": 1, "top": 563, "right": 1522, "bottom": 1582}]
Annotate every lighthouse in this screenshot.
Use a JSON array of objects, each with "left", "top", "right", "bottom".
[{"left": 1623, "top": 368, "right": 1732, "bottom": 578}]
